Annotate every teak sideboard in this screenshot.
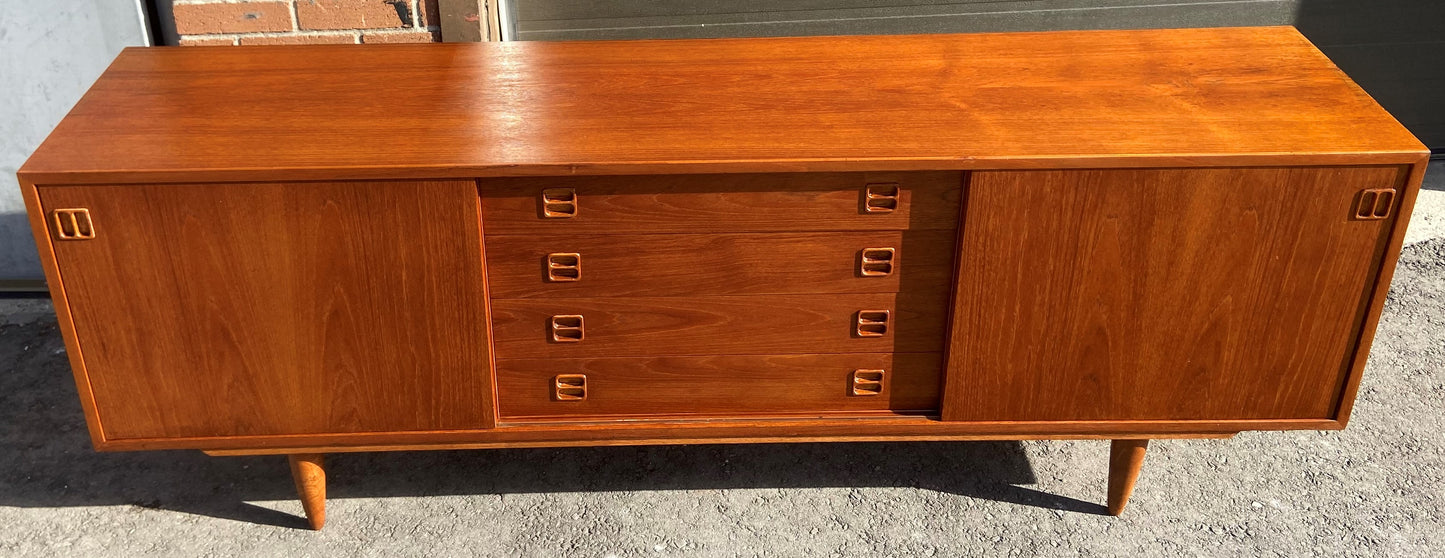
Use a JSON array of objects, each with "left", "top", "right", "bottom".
[{"left": 18, "top": 27, "right": 1427, "bottom": 529}]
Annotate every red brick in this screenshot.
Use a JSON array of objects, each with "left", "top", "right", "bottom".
[
  {"left": 296, "top": 0, "right": 412, "bottom": 30},
  {"left": 240, "top": 33, "right": 357, "bottom": 45},
  {"left": 419, "top": 0, "right": 441, "bottom": 27},
  {"left": 360, "top": 31, "right": 439, "bottom": 44},
  {"left": 178, "top": 36, "right": 237, "bottom": 46},
  {"left": 173, "top": 2, "right": 293, "bottom": 34}
]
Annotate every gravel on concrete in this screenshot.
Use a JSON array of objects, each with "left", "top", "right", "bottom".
[
  {"left": 0, "top": 162, "right": 1440, "bottom": 556},
  {"left": 1405, "top": 160, "right": 1445, "bottom": 246}
]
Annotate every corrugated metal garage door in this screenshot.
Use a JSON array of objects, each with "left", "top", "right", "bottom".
[
  {"left": 508, "top": 0, "right": 1443, "bottom": 152},
  {"left": 1296, "top": 2, "right": 1442, "bottom": 153}
]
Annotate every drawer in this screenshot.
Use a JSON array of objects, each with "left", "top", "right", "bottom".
[
  {"left": 479, "top": 172, "right": 962, "bottom": 234},
  {"left": 485, "top": 231, "right": 957, "bottom": 298},
  {"left": 496, "top": 352, "right": 943, "bottom": 420},
  {"left": 490, "top": 292, "right": 950, "bottom": 358}
]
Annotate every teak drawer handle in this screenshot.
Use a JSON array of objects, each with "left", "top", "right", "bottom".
[
  {"left": 859, "top": 247, "right": 896, "bottom": 277},
  {"left": 51, "top": 208, "right": 96, "bottom": 240},
  {"left": 1354, "top": 188, "right": 1396, "bottom": 220},
  {"left": 541, "top": 188, "right": 577, "bottom": 218},
  {"left": 851, "top": 369, "right": 885, "bottom": 396},
  {"left": 553, "top": 374, "right": 587, "bottom": 400},
  {"left": 863, "top": 183, "right": 900, "bottom": 213},
  {"left": 550, "top": 314, "right": 584, "bottom": 342},
  {"left": 855, "top": 310, "right": 890, "bottom": 337},
  {"left": 547, "top": 253, "right": 581, "bottom": 282}
]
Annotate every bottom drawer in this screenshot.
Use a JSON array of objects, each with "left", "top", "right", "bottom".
[{"left": 496, "top": 353, "right": 942, "bottom": 421}]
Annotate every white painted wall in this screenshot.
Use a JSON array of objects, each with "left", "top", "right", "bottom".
[{"left": 0, "top": 1, "right": 149, "bottom": 282}]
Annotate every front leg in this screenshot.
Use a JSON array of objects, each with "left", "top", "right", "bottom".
[
  {"left": 1107, "top": 439, "right": 1149, "bottom": 516},
  {"left": 288, "top": 453, "right": 327, "bottom": 529}
]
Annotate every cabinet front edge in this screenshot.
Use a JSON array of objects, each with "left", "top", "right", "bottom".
[
  {"left": 16, "top": 152, "right": 1429, "bottom": 186},
  {"left": 95, "top": 418, "right": 1339, "bottom": 453}
]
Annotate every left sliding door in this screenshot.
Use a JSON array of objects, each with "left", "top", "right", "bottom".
[{"left": 38, "top": 180, "right": 495, "bottom": 441}]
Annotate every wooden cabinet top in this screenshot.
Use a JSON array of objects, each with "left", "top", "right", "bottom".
[{"left": 20, "top": 26, "right": 1426, "bottom": 184}]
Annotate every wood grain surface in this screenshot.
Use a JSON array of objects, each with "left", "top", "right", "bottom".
[
  {"left": 942, "top": 166, "right": 1404, "bottom": 422},
  {"left": 495, "top": 352, "right": 943, "bottom": 419},
  {"left": 39, "top": 181, "right": 495, "bottom": 439},
  {"left": 491, "top": 292, "right": 950, "bottom": 358},
  {"left": 203, "top": 430, "right": 1234, "bottom": 455},
  {"left": 479, "top": 172, "right": 963, "bottom": 233},
  {"left": 288, "top": 454, "right": 327, "bottom": 530},
  {"left": 1334, "top": 159, "right": 1431, "bottom": 425},
  {"left": 1107, "top": 439, "right": 1149, "bottom": 516},
  {"left": 486, "top": 231, "right": 955, "bottom": 298},
  {"left": 18, "top": 27, "right": 1425, "bottom": 185},
  {"left": 149, "top": 414, "right": 1271, "bottom": 455}
]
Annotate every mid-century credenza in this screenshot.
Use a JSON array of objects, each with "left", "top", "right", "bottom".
[{"left": 18, "top": 27, "right": 1427, "bottom": 529}]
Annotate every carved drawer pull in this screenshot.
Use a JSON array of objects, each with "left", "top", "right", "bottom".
[
  {"left": 1354, "top": 188, "right": 1396, "bottom": 220},
  {"left": 550, "top": 314, "right": 584, "bottom": 342},
  {"left": 547, "top": 252, "right": 581, "bottom": 282},
  {"left": 541, "top": 188, "right": 577, "bottom": 218},
  {"left": 859, "top": 247, "right": 896, "bottom": 277},
  {"left": 863, "top": 183, "right": 900, "bottom": 213},
  {"left": 855, "top": 310, "right": 890, "bottom": 337},
  {"left": 554, "top": 374, "right": 587, "bottom": 400},
  {"left": 51, "top": 208, "right": 95, "bottom": 240},
  {"left": 851, "top": 369, "right": 885, "bottom": 396}
]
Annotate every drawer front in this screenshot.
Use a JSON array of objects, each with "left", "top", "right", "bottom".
[
  {"left": 480, "top": 172, "right": 962, "bottom": 234},
  {"left": 496, "top": 352, "right": 943, "bottom": 420},
  {"left": 492, "top": 292, "right": 950, "bottom": 358},
  {"left": 486, "top": 231, "right": 957, "bottom": 298}
]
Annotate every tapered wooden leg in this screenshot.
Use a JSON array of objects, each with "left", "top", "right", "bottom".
[
  {"left": 1107, "top": 439, "right": 1149, "bottom": 516},
  {"left": 288, "top": 453, "right": 326, "bottom": 530}
]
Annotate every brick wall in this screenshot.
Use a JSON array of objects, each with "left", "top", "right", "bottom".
[{"left": 173, "top": 0, "right": 442, "bottom": 46}]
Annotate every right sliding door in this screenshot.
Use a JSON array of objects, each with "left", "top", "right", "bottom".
[{"left": 942, "top": 166, "right": 1407, "bottom": 421}]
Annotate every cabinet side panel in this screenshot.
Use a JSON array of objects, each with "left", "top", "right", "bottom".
[
  {"left": 40, "top": 181, "right": 493, "bottom": 439},
  {"left": 942, "top": 166, "right": 1402, "bottom": 422}
]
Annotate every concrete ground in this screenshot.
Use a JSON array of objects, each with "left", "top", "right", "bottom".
[{"left": 1, "top": 162, "right": 1442, "bottom": 556}]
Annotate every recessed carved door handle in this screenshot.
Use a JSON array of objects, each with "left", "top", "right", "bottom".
[
  {"left": 855, "top": 310, "right": 890, "bottom": 337},
  {"left": 554, "top": 374, "right": 587, "bottom": 400},
  {"left": 541, "top": 188, "right": 577, "bottom": 218},
  {"left": 863, "top": 183, "right": 900, "bottom": 213},
  {"left": 51, "top": 208, "right": 95, "bottom": 240},
  {"left": 859, "top": 247, "right": 895, "bottom": 276},
  {"left": 851, "top": 369, "right": 885, "bottom": 396},
  {"left": 547, "top": 252, "right": 581, "bottom": 282},
  {"left": 550, "top": 314, "right": 584, "bottom": 342},
  {"left": 1354, "top": 188, "right": 1396, "bottom": 220}
]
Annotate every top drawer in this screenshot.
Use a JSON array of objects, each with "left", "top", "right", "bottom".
[{"left": 479, "top": 172, "right": 962, "bottom": 234}]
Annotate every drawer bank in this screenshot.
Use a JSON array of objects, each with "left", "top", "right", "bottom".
[{"left": 17, "top": 27, "right": 1427, "bottom": 529}]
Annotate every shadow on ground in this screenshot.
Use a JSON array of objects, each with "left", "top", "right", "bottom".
[{"left": 0, "top": 316, "right": 1095, "bottom": 530}]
